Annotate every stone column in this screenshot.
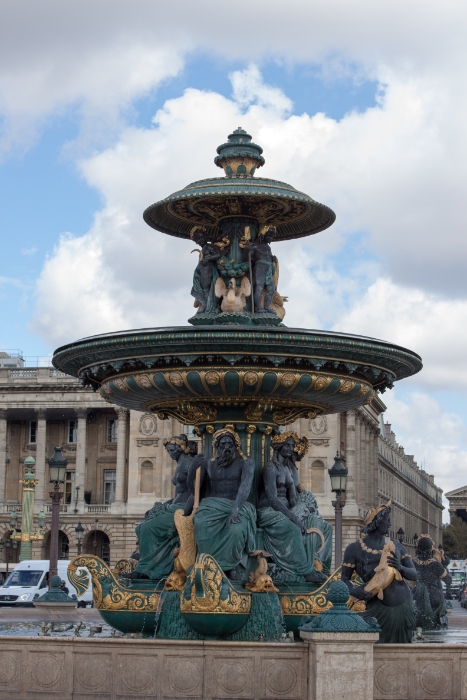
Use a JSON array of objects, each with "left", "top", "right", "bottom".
[
  {"left": 345, "top": 411, "right": 356, "bottom": 503},
  {"left": 34, "top": 409, "right": 47, "bottom": 506},
  {"left": 302, "top": 631, "right": 379, "bottom": 700},
  {"left": 75, "top": 409, "right": 88, "bottom": 513},
  {"left": 114, "top": 408, "right": 128, "bottom": 508},
  {"left": 0, "top": 409, "right": 7, "bottom": 503},
  {"left": 355, "top": 414, "right": 362, "bottom": 505}
]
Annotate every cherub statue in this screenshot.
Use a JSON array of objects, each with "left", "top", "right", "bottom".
[
  {"left": 214, "top": 276, "right": 251, "bottom": 313},
  {"left": 190, "top": 226, "right": 221, "bottom": 313},
  {"left": 242, "top": 226, "right": 276, "bottom": 314}
]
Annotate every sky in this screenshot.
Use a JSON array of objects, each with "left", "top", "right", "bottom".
[{"left": 1, "top": 0, "right": 466, "bottom": 517}]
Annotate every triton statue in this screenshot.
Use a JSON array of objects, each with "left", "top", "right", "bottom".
[
  {"left": 258, "top": 432, "right": 332, "bottom": 583},
  {"left": 412, "top": 535, "right": 448, "bottom": 635},
  {"left": 124, "top": 435, "right": 193, "bottom": 580},
  {"left": 185, "top": 426, "right": 256, "bottom": 580},
  {"left": 341, "top": 501, "right": 417, "bottom": 643}
]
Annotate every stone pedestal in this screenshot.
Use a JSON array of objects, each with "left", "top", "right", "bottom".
[{"left": 300, "top": 630, "right": 379, "bottom": 700}]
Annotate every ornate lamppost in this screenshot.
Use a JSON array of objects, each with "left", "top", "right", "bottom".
[
  {"left": 48, "top": 446, "right": 67, "bottom": 580},
  {"left": 328, "top": 452, "right": 348, "bottom": 568},
  {"left": 75, "top": 521, "right": 84, "bottom": 556},
  {"left": 396, "top": 527, "right": 405, "bottom": 544},
  {"left": 10, "top": 454, "right": 46, "bottom": 560}
]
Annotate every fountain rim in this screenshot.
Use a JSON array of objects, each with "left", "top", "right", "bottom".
[
  {"left": 52, "top": 325, "right": 422, "bottom": 388},
  {"left": 54, "top": 324, "right": 421, "bottom": 358}
]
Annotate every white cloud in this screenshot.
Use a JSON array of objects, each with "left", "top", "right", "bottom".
[
  {"left": 30, "top": 65, "right": 467, "bottom": 375},
  {"left": 383, "top": 390, "right": 467, "bottom": 517},
  {"left": 21, "top": 247, "right": 37, "bottom": 256}
]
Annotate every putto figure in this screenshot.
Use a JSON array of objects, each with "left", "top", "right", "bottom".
[
  {"left": 257, "top": 431, "right": 332, "bottom": 582},
  {"left": 341, "top": 500, "right": 417, "bottom": 643},
  {"left": 190, "top": 226, "right": 221, "bottom": 313},
  {"left": 242, "top": 226, "right": 276, "bottom": 314},
  {"left": 124, "top": 434, "right": 193, "bottom": 580},
  {"left": 186, "top": 426, "right": 256, "bottom": 580},
  {"left": 412, "top": 535, "right": 448, "bottom": 636}
]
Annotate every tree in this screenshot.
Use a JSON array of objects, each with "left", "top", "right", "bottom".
[{"left": 443, "top": 516, "right": 467, "bottom": 558}]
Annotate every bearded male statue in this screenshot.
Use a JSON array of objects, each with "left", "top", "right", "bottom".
[{"left": 185, "top": 426, "right": 256, "bottom": 580}]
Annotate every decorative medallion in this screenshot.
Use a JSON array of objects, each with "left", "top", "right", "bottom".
[
  {"left": 205, "top": 371, "right": 220, "bottom": 385},
  {"left": 281, "top": 373, "right": 295, "bottom": 387},
  {"left": 139, "top": 413, "right": 157, "bottom": 436},
  {"left": 168, "top": 372, "right": 184, "bottom": 387},
  {"left": 244, "top": 371, "right": 259, "bottom": 386},
  {"left": 135, "top": 374, "right": 153, "bottom": 390},
  {"left": 309, "top": 416, "right": 327, "bottom": 435}
]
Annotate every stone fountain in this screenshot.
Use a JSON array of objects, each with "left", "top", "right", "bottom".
[{"left": 53, "top": 127, "right": 422, "bottom": 640}]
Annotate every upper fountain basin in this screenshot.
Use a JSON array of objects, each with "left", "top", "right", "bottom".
[{"left": 52, "top": 326, "right": 422, "bottom": 425}]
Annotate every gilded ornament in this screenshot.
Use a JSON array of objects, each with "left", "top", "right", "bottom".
[
  {"left": 244, "top": 371, "right": 259, "bottom": 386},
  {"left": 313, "top": 376, "right": 333, "bottom": 392},
  {"left": 338, "top": 379, "right": 356, "bottom": 394},
  {"left": 68, "top": 555, "right": 161, "bottom": 612},
  {"left": 165, "top": 509, "right": 197, "bottom": 591},
  {"left": 180, "top": 553, "right": 251, "bottom": 614},
  {"left": 205, "top": 371, "right": 220, "bottom": 386},
  {"left": 281, "top": 373, "right": 296, "bottom": 387},
  {"left": 134, "top": 374, "right": 153, "bottom": 390},
  {"left": 244, "top": 554, "right": 278, "bottom": 593},
  {"left": 168, "top": 372, "right": 184, "bottom": 387},
  {"left": 113, "top": 377, "right": 129, "bottom": 392}
]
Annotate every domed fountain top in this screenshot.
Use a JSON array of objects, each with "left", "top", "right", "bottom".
[
  {"left": 214, "top": 126, "right": 265, "bottom": 177},
  {"left": 143, "top": 128, "right": 336, "bottom": 241}
]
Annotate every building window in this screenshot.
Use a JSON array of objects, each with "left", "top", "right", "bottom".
[
  {"left": 140, "top": 460, "right": 154, "bottom": 493},
  {"left": 103, "top": 469, "right": 116, "bottom": 504},
  {"left": 64, "top": 471, "right": 76, "bottom": 505},
  {"left": 310, "top": 459, "right": 326, "bottom": 494},
  {"left": 29, "top": 421, "right": 37, "bottom": 444},
  {"left": 68, "top": 419, "right": 77, "bottom": 443},
  {"left": 107, "top": 419, "right": 118, "bottom": 443}
]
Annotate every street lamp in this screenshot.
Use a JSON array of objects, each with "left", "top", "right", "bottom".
[
  {"left": 5, "top": 537, "right": 11, "bottom": 577},
  {"left": 48, "top": 446, "right": 67, "bottom": 581},
  {"left": 328, "top": 452, "right": 348, "bottom": 568},
  {"left": 75, "top": 521, "right": 84, "bottom": 556},
  {"left": 396, "top": 527, "right": 405, "bottom": 544},
  {"left": 10, "top": 454, "right": 46, "bottom": 560}
]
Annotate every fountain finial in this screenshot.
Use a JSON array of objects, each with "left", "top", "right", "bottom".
[{"left": 214, "top": 127, "right": 265, "bottom": 178}]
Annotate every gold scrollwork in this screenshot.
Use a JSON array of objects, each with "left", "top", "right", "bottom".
[
  {"left": 68, "top": 555, "right": 160, "bottom": 612},
  {"left": 113, "top": 377, "right": 130, "bottom": 392},
  {"left": 180, "top": 554, "right": 251, "bottom": 614}
]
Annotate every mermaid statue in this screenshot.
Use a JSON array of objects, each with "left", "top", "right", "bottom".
[
  {"left": 257, "top": 431, "right": 332, "bottom": 583},
  {"left": 341, "top": 500, "right": 417, "bottom": 643},
  {"left": 124, "top": 434, "right": 193, "bottom": 580}
]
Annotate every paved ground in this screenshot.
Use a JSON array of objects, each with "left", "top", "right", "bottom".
[{"left": 0, "top": 605, "right": 102, "bottom": 624}]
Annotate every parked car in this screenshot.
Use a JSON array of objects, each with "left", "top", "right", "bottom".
[{"left": 0, "top": 560, "right": 92, "bottom": 607}]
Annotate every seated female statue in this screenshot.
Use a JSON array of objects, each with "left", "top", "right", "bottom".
[
  {"left": 341, "top": 501, "right": 417, "bottom": 643},
  {"left": 412, "top": 535, "right": 448, "bottom": 635},
  {"left": 124, "top": 434, "right": 193, "bottom": 580},
  {"left": 257, "top": 431, "right": 332, "bottom": 583}
]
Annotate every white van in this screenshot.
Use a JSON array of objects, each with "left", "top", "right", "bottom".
[{"left": 0, "top": 560, "right": 92, "bottom": 607}]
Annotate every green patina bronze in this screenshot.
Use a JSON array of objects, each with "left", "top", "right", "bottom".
[
  {"left": 59, "top": 128, "right": 422, "bottom": 641},
  {"left": 299, "top": 579, "right": 380, "bottom": 634}
]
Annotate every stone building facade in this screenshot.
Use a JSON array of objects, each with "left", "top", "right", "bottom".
[{"left": 0, "top": 359, "right": 443, "bottom": 567}]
